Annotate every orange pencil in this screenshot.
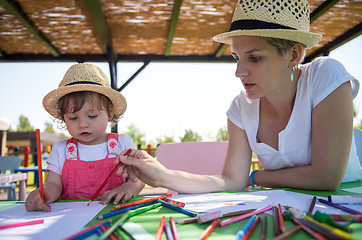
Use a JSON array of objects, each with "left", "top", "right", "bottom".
[
  {"left": 111, "top": 194, "right": 172, "bottom": 211},
  {"left": 156, "top": 216, "right": 166, "bottom": 240},
  {"left": 36, "top": 129, "right": 44, "bottom": 201},
  {"left": 199, "top": 219, "right": 219, "bottom": 240},
  {"left": 87, "top": 149, "right": 132, "bottom": 206},
  {"left": 277, "top": 204, "right": 285, "bottom": 233}
]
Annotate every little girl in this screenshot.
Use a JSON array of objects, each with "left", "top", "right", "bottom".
[{"left": 25, "top": 63, "right": 144, "bottom": 212}]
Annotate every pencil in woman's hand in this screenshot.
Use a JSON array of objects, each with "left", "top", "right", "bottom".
[{"left": 87, "top": 149, "right": 132, "bottom": 206}]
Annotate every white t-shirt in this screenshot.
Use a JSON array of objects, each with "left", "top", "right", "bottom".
[
  {"left": 227, "top": 57, "right": 362, "bottom": 182},
  {"left": 47, "top": 134, "right": 136, "bottom": 175}
]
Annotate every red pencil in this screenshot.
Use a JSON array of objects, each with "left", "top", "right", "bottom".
[
  {"left": 277, "top": 204, "right": 286, "bottom": 233},
  {"left": 36, "top": 129, "right": 44, "bottom": 201},
  {"left": 156, "top": 216, "right": 166, "bottom": 240},
  {"left": 87, "top": 149, "right": 132, "bottom": 206},
  {"left": 199, "top": 219, "right": 219, "bottom": 240},
  {"left": 170, "top": 217, "right": 180, "bottom": 240},
  {"left": 241, "top": 216, "right": 260, "bottom": 240}
]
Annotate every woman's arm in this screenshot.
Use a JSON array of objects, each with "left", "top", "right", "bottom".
[
  {"left": 254, "top": 81, "right": 353, "bottom": 190},
  {"left": 116, "top": 119, "right": 253, "bottom": 193}
]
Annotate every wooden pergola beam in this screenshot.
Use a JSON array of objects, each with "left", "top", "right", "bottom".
[
  {"left": 305, "top": 22, "right": 362, "bottom": 63},
  {"left": 0, "top": 0, "right": 60, "bottom": 57},
  {"left": 164, "top": 0, "right": 183, "bottom": 57},
  {"left": 310, "top": 0, "right": 339, "bottom": 23}
]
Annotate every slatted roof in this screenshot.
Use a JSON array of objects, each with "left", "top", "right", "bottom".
[{"left": 0, "top": 0, "right": 361, "bottom": 90}]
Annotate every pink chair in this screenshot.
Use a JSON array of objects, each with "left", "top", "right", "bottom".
[{"left": 156, "top": 141, "right": 228, "bottom": 175}]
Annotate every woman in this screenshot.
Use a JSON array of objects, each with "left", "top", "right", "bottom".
[{"left": 115, "top": 0, "right": 361, "bottom": 192}]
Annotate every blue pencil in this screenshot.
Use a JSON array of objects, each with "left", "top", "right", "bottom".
[
  {"left": 98, "top": 201, "right": 157, "bottom": 219},
  {"left": 233, "top": 215, "right": 257, "bottom": 240},
  {"left": 158, "top": 200, "right": 197, "bottom": 217}
]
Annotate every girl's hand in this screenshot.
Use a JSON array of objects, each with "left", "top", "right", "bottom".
[
  {"left": 98, "top": 180, "right": 145, "bottom": 205},
  {"left": 25, "top": 189, "right": 51, "bottom": 212}
]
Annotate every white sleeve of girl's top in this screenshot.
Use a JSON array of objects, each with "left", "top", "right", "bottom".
[
  {"left": 46, "top": 140, "right": 67, "bottom": 175},
  {"left": 226, "top": 92, "right": 246, "bottom": 130},
  {"left": 310, "top": 57, "right": 358, "bottom": 109},
  {"left": 117, "top": 134, "right": 136, "bottom": 152}
]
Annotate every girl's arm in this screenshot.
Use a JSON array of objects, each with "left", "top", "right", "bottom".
[
  {"left": 254, "top": 81, "right": 353, "bottom": 190},
  {"left": 116, "top": 119, "right": 253, "bottom": 193},
  {"left": 25, "top": 171, "right": 63, "bottom": 211}
]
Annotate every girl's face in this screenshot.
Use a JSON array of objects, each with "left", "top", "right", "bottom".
[
  {"left": 63, "top": 100, "right": 110, "bottom": 145},
  {"left": 230, "top": 36, "right": 292, "bottom": 99}
]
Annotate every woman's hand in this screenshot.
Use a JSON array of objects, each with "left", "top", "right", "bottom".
[{"left": 115, "top": 149, "right": 168, "bottom": 187}]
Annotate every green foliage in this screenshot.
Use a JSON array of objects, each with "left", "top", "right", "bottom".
[
  {"left": 216, "top": 126, "right": 228, "bottom": 141},
  {"left": 16, "top": 115, "right": 35, "bottom": 132},
  {"left": 156, "top": 135, "right": 175, "bottom": 144},
  {"left": 44, "top": 122, "right": 56, "bottom": 133},
  {"left": 122, "top": 124, "right": 145, "bottom": 147},
  {"left": 180, "top": 129, "right": 202, "bottom": 142}
]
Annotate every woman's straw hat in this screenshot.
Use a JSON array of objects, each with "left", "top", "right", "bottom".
[
  {"left": 213, "top": 0, "right": 322, "bottom": 48},
  {"left": 43, "top": 63, "right": 127, "bottom": 119}
]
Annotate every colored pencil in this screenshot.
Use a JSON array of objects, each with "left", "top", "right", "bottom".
[
  {"left": 118, "top": 226, "right": 136, "bottom": 240},
  {"left": 170, "top": 217, "right": 180, "bottom": 240},
  {"left": 308, "top": 196, "right": 317, "bottom": 214},
  {"left": 260, "top": 216, "right": 267, "bottom": 240},
  {"left": 98, "top": 210, "right": 132, "bottom": 240},
  {"left": 98, "top": 201, "right": 157, "bottom": 219},
  {"left": 241, "top": 216, "right": 260, "bottom": 240},
  {"left": 164, "top": 198, "right": 186, "bottom": 207},
  {"left": 159, "top": 200, "right": 197, "bottom": 217},
  {"left": 64, "top": 221, "right": 109, "bottom": 240},
  {"left": 272, "top": 206, "right": 280, "bottom": 236},
  {"left": 291, "top": 217, "right": 327, "bottom": 240},
  {"left": 87, "top": 149, "right": 132, "bottom": 206},
  {"left": 177, "top": 208, "right": 256, "bottom": 225},
  {"left": 111, "top": 194, "right": 172, "bottom": 211},
  {"left": 199, "top": 219, "right": 219, "bottom": 240},
  {"left": 277, "top": 204, "right": 285, "bottom": 233},
  {"left": 0, "top": 219, "right": 44, "bottom": 230},
  {"left": 233, "top": 215, "right": 257, "bottom": 240},
  {"left": 318, "top": 198, "right": 362, "bottom": 215},
  {"left": 102, "top": 225, "right": 118, "bottom": 240},
  {"left": 219, "top": 205, "right": 272, "bottom": 227},
  {"left": 36, "top": 129, "right": 44, "bottom": 201},
  {"left": 303, "top": 216, "right": 355, "bottom": 240},
  {"left": 330, "top": 214, "right": 362, "bottom": 223},
  {"left": 156, "top": 216, "right": 166, "bottom": 240},
  {"left": 271, "top": 225, "right": 302, "bottom": 240},
  {"left": 164, "top": 223, "right": 175, "bottom": 240},
  {"left": 128, "top": 202, "right": 162, "bottom": 218}
]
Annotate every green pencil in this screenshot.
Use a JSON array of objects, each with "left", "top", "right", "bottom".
[
  {"left": 98, "top": 210, "right": 132, "bottom": 240},
  {"left": 129, "top": 202, "right": 162, "bottom": 218}
]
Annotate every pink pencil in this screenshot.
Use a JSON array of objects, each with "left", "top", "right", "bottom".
[
  {"left": 0, "top": 219, "right": 44, "bottom": 230},
  {"left": 219, "top": 205, "right": 273, "bottom": 227}
]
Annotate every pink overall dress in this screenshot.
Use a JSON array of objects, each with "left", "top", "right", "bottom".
[{"left": 60, "top": 133, "right": 125, "bottom": 200}]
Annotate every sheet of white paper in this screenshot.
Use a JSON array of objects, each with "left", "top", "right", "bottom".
[
  {"left": 0, "top": 201, "right": 106, "bottom": 240},
  {"left": 170, "top": 190, "right": 362, "bottom": 215},
  {"left": 340, "top": 186, "right": 362, "bottom": 194}
]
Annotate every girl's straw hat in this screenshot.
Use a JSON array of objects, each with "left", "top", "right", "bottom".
[
  {"left": 213, "top": 0, "right": 322, "bottom": 48},
  {"left": 43, "top": 63, "right": 127, "bottom": 119}
]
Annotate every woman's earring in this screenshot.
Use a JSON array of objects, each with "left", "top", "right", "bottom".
[{"left": 291, "top": 65, "right": 298, "bottom": 82}]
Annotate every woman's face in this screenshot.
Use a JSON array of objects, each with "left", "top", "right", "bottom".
[{"left": 230, "top": 36, "right": 292, "bottom": 99}]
